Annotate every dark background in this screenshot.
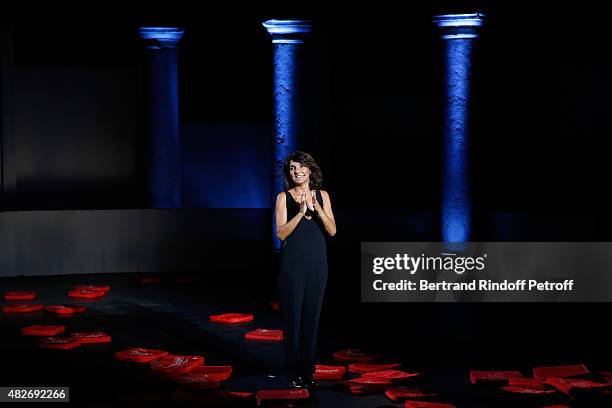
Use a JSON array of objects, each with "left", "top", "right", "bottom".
[{"left": 1, "top": 1, "right": 610, "bottom": 224}]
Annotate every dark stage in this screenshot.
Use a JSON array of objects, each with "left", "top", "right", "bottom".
[
  {"left": 2, "top": 1, "right": 612, "bottom": 407},
  {"left": 2, "top": 267, "right": 610, "bottom": 407}
]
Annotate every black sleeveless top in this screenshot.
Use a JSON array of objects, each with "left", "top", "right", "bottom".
[{"left": 281, "top": 189, "right": 327, "bottom": 259}]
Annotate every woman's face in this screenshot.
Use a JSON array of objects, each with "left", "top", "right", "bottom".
[{"left": 289, "top": 161, "right": 310, "bottom": 187}]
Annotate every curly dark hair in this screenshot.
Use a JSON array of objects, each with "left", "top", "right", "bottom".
[{"left": 283, "top": 151, "right": 323, "bottom": 190}]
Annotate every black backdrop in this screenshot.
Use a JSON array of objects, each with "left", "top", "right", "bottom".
[{"left": 1, "top": 1, "right": 610, "bottom": 211}]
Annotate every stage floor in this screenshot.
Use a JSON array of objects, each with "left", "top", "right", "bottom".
[{"left": 1, "top": 272, "right": 609, "bottom": 407}]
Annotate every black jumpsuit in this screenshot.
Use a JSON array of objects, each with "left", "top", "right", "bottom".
[{"left": 278, "top": 189, "right": 328, "bottom": 378}]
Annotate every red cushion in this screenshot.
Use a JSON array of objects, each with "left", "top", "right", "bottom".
[
  {"left": 169, "top": 366, "right": 231, "bottom": 389},
  {"left": 314, "top": 365, "right": 346, "bottom": 380},
  {"left": 362, "top": 369, "right": 420, "bottom": 383},
  {"left": 333, "top": 348, "right": 381, "bottom": 362},
  {"left": 39, "top": 337, "right": 82, "bottom": 350},
  {"left": 508, "top": 377, "right": 546, "bottom": 391},
  {"left": 501, "top": 386, "right": 557, "bottom": 395},
  {"left": 227, "top": 392, "right": 253, "bottom": 398},
  {"left": 45, "top": 305, "right": 86, "bottom": 315},
  {"left": 150, "top": 355, "right": 205, "bottom": 374},
  {"left": 349, "top": 362, "right": 402, "bottom": 373},
  {"left": 256, "top": 389, "right": 309, "bottom": 401},
  {"left": 385, "top": 387, "right": 438, "bottom": 401},
  {"left": 4, "top": 290, "right": 36, "bottom": 301},
  {"left": 172, "top": 375, "right": 221, "bottom": 389},
  {"left": 404, "top": 402, "right": 456, "bottom": 408},
  {"left": 2, "top": 303, "right": 44, "bottom": 313},
  {"left": 533, "top": 364, "right": 589, "bottom": 380},
  {"left": 115, "top": 348, "right": 169, "bottom": 363},
  {"left": 545, "top": 378, "right": 611, "bottom": 396},
  {"left": 469, "top": 370, "right": 523, "bottom": 385},
  {"left": 74, "top": 285, "right": 110, "bottom": 292},
  {"left": 244, "top": 329, "right": 283, "bottom": 341},
  {"left": 190, "top": 366, "right": 233, "bottom": 381},
  {"left": 67, "top": 289, "right": 106, "bottom": 299},
  {"left": 346, "top": 377, "right": 392, "bottom": 386},
  {"left": 71, "top": 331, "right": 112, "bottom": 343},
  {"left": 209, "top": 313, "right": 254, "bottom": 324},
  {"left": 22, "top": 325, "right": 66, "bottom": 336}
]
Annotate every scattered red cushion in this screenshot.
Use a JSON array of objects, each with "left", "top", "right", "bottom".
[
  {"left": 314, "top": 365, "right": 346, "bottom": 381},
  {"left": 45, "top": 305, "right": 86, "bottom": 315},
  {"left": 244, "top": 329, "right": 283, "bottom": 341},
  {"left": 227, "top": 392, "right": 253, "bottom": 398},
  {"left": 332, "top": 348, "right": 381, "bottom": 362},
  {"left": 508, "top": 377, "right": 546, "bottom": 391},
  {"left": 191, "top": 366, "right": 233, "bottom": 381},
  {"left": 67, "top": 289, "right": 106, "bottom": 299},
  {"left": 4, "top": 290, "right": 36, "bottom": 301},
  {"left": 362, "top": 369, "right": 420, "bottom": 383},
  {"left": 39, "top": 337, "right": 82, "bottom": 350},
  {"left": 22, "top": 325, "right": 66, "bottom": 336},
  {"left": 169, "top": 366, "right": 231, "bottom": 389},
  {"left": 545, "top": 377, "right": 611, "bottom": 396},
  {"left": 533, "top": 364, "right": 589, "bottom": 380},
  {"left": 71, "top": 331, "right": 112, "bottom": 343},
  {"left": 349, "top": 362, "right": 402, "bottom": 373},
  {"left": 74, "top": 285, "right": 110, "bottom": 292},
  {"left": 404, "top": 402, "right": 456, "bottom": 408},
  {"left": 2, "top": 303, "right": 44, "bottom": 313},
  {"left": 115, "top": 348, "right": 169, "bottom": 363},
  {"left": 150, "top": 355, "right": 205, "bottom": 375},
  {"left": 256, "top": 389, "right": 309, "bottom": 403},
  {"left": 469, "top": 370, "right": 523, "bottom": 385},
  {"left": 172, "top": 375, "right": 221, "bottom": 389},
  {"left": 385, "top": 387, "right": 438, "bottom": 401},
  {"left": 345, "top": 377, "right": 392, "bottom": 386},
  {"left": 501, "top": 386, "right": 557, "bottom": 395},
  {"left": 209, "top": 313, "right": 254, "bottom": 324}
]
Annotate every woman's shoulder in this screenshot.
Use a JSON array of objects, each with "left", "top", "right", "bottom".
[{"left": 276, "top": 191, "right": 287, "bottom": 202}]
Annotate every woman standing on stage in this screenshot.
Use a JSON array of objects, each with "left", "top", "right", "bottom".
[{"left": 275, "top": 151, "right": 336, "bottom": 389}]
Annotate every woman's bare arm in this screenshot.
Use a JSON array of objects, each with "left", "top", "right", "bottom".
[
  {"left": 314, "top": 190, "right": 336, "bottom": 236},
  {"left": 275, "top": 192, "right": 306, "bottom": 241}
]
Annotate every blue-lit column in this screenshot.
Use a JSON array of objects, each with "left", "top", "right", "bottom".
[
  {"left": 263, "top": 20, "right": 312, "bottom": 250},
  {"left": 434, "top": 14, "right": 484, "bottom": 242},
  {"left": 139, "top": 27, "right": 184, "bottom": 208}
]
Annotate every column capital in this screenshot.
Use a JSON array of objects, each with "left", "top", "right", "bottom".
[
  {"left": 433, "top": 13, "right": 484, "bottom": 40},
  {"left": 139, "top": 27, "right": 184, "bottom": 49},
  {"left": 262, "top": 19, "right": 312, "bottom": 44}
]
